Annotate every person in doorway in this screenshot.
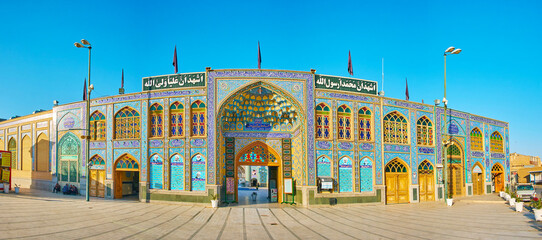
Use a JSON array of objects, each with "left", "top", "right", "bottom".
[
  {"left": 53, "top": 183, "right": 61, "bottom": 193},
  {"left": 62, "top": 183, "right": 69, "bottom": 195},
  {"left": 251, "top": 169, "right": 258, "bottom": 190}
]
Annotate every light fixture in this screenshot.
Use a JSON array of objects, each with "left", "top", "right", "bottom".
[
  {"left": 74, "top": 42, "right": 84, "bottom": 48},
  {"left": 89, "top": 84, "right": 94, "bottom": 91},
  {"left": 451, "top": 49, "right": 462, "bottom": 54},
  {"left": 445, "top": 46, "right": 455, "bottom": 53},
  {"left": 434, "top": 99, "right": 440, "bottom": 106},
  {"left": 81, "top": 39, "right": 90, "bottom": 45}
]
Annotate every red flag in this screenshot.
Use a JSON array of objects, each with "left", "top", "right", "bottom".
[
  {"left": 258, "top": 41, "right": 262, "bottom": 70},
  {"left": 405, "top": 77, "right": 410, "bottom": 101},
  {"left": 83, "top": 78, "right": 87, "bottom": 101},
  {"left": 121, "top": 69, "right": 124, "bottom": 88},
  {"left": 348, "top": 50, "right": 353, "bottom": 76},
  {"left": 173, "top": 46, "right": 178, "bottom": 74}
]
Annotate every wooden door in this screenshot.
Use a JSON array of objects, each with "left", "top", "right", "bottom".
[
  {"left": 449, "top": 166, "right": 463, "bottom": 197},
  {"left": 386, "top": 174, "right": 398, "bottom": 204},
  {"left": 419, "top": 173, "right": 427, "bottom": 201},
  {"left": 397, "top": 174, "right": 409, "bottom": 203},
  {"left": 472, "top": 173, "right": 482, "bottom": 195},
  {"left": 97, "top": 170, "right": 105, "bottom": 198},
  {"left": 419, "top": 172, "right": 435, "bottom": 201},
  {"left": 89, "top": 169, "right": 97, "bottom": 197},
  {"left": 114, "top": 171, "right": 123, "bottom": 199},
  {"left": 494, "top": 173, "right": 503, "bottom": 192}
]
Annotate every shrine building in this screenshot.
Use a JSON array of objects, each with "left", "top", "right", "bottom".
[{"left": 0, "top": 68, "right": 511, "bottom": 206}]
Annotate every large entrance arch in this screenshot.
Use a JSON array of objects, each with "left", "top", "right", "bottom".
[
  {"left": 217, "top": 81, "right": 306, "bottom": 204},
  {"left": 58, "top": 133, "right": 81, "bottom": 186},
  {"left": 492, "top": 163, "right": 504, "bottom": 192},
  {"left": 445, "top": 141, "right": 465, "bottom": 197},
  {"left": 114, "top": 154, "right": 140, "bottom": 199},
  {"left": 235, "top": 141, "right": 282, "bottom": 203},
  {"left": 472, "top": 162, "right": 485, "bottom": 195}
]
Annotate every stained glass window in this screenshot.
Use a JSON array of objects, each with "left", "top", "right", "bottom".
[
  {"left": 385, "top": 159, "right": 407, "bottom": 173},
  {"left": 114, "top": 107, "right": 140, "bottom": 139},
  {"left": 418, "top": 160, "right": 433, "bottom": 174},
  {"left": 191, "top": 100, "right": 206, "bottom": 137},
  {"left": 238, "top": 144, "right": 279, "bottom": 164},
  {"left": 90, "top": 111, "right": 106, "bottom": 140},
  {"left": 416, "top": 116, "right": 433, "bottom": 146},
  {"left": 115, "top": 154, "right": 139, "bottom": 170},
  {"left": 491, "top": 163, "right": 503, "bottom": 172},
  {"left": 445, "top": 144, "right": 462, "bottom": 164},
  {"left": 337, "top": 105, "right": 352, "bottom": 140},
  {"left": 470, "top": 128, "right": 483, "bottom": 151},
  {"left": 89, "top": 155, "right": 106, "bottom": 167},
  {"left": 315, "top": 103, "right": 331, "bottom": 140},
  {"left": 383, "top": 112, "right": 408, "bottom": 144},
  {"left": 358, "top": 107, "right": 372, "bottom": 141},
  {"left": 170, "top": 101, "right": 184, "bottom": 137},
  {"left": 150, "top": 103, "right": 164, "bottom": 138},
  {"left": 490, "top": 131, "right": 503, "bottom": 153}
]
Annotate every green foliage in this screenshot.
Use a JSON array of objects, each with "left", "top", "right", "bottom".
[
  {"left": 210, "top": 193, "right": 218, "bottom": 200},
  {"left": 505, "top": 186, "right": 510, "bottom": 194},
  {"left": 531, "top": 198, "right": 542, "bottom": 210}
]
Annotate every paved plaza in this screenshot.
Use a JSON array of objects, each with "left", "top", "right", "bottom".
[{"left": 1, "top": 189, "right": 541, "bottom": 239}]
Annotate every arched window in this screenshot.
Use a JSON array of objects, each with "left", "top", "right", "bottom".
[
  {"left": 316, "top": 156, "right": 331, "bottom": 177},
  {"left": 150, "top": 103, "right": 164, "bottom": 138},
  {"left": 149, "top": 154, "right": 164, "bottom": 189},
  {"left": 358, "top": 107, "right": 372, "bottom": 141},
  {"left": 170, "top": 102, "right": 184, "bottom": 137},
  {"left": 337, "top": 105, "right": 352, "bottom": 140},
  {"left": 170, "top": 154, "right": 185, "bottom": 190},
  {"left": 8, "top": 138, "right": 17, "bottom": 169},
  {"left": 315, "top": 103, "right": 331, "bottom": 140},
  {"left": 191, "top": 154, "right": 206, "bottom": 191},
  {"left": 338, "top": 156, "right": 353, "bottom": 192},
  {"left": 490, "top": 131, "right": 503, "bottom": 153},
  {"left": 359, "top": 157, "right": 373, "bottom": 192},
  {"left": 383, "top": 111, "right": 408, "bottom": 144},
  {"left": 191, "top": 101, "right": 206, "bottom": 137},
  {"left": 90, "top": 111, "right": 106, "bottom": 140},
  {"left": 470, "top": 128, "right": 483, "bottom": 151},
  {"left": 89, "top": 155, "right": 106, "bottom": 167},
  {"left": 59, "top": 133, "right": 80, "bottom": 183},
  {"left": 416, "top": 116, "right": 433, "bottom": 146},
  {"left": 114, "top": 107, "right": 140, "bottom": 139}
]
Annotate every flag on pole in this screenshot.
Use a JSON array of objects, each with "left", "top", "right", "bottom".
[
  {"left": 405, "top": 77, "right": 410, "bottom": 101},
  {"left": 258, "top": 41, "right": 262, "bottom": 70},
  {"left": 173, "top": 46, "right": 178, "bottom": 74},
  {"left": 348, "top": 50, "right": 353, "bottom": 76},
  {"left": 121, "top": 69, "right": 124, "bottom": 88},
  {"left": 83, "top": 78, "right": 87, "bottom": 101}
]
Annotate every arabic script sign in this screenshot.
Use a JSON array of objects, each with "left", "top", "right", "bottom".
[
  {"left": 142, "top": 73, "right": 205, "bottom": 91},
  {"left": 315, "top": 74, "right": 377, "bottom": 95}
]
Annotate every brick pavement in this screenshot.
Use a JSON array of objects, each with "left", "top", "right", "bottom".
[{"left": 1, "top": 189, "right": 541, "bottom": 239}]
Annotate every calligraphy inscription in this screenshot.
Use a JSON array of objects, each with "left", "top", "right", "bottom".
[
  {"left": 142, "top": 73, "right": 205, "bottom": 91},
  {"left": 315, "top": 74, "right": 377, "bottom": 95}
]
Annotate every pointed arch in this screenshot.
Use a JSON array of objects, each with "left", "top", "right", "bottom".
[
  {"left": 385, "top": 158, "right": 410, "bottom": 204},
  {"left": 418, "top": 160, "right": 434, "bottom": 201},
  {"left": 36, "top": 133, "right": 49, "bottom": 172},
  {"left": 170, "top": 101, "right": 185, "bottom": 137},
  {"left": 150, "top": 103, "right": 164, "bottom": 138},
  {"left": 170, "top": 154, "right": 185, "bottom": 190},
  {"left": 191, "top": 100, "right": 206, "bottom": 137},
  {"left": 235, "top": 141, "right": 281, "bottom": 166},
  {"left": 8, "top": 137, "right": 17, "bottom": 169},
  {"left": 89, "top": 154, "right": 106, "bottom": 168},
  {"left": 149, "top": 153, "right": 164, "bottom": 189},
  {"left": 359, "top": 157, "right": 373, "bottom": 192},
  {"left": 490, "top": 131, "right": 504, "bottom": 153},
  {"left": 316, "top": 102, "right": 332, "bottom": 140},
  {"left": 416, "top": 116, "right": 433, "bottom": 146},
  {"left": 90, "top": 110, "right": 106, "bottom": 140},
  {"left": 58, "top": 132, "right": 81, "bottom": 183},
  {"left": 470, "top": 127, "right": 483, "bottom": 151},
  {"left": 114, "top": 107, "right": 140, "bottom": 139},
  {"left": 472, "top": 161, "right": 485, "bottom": 195},
  {"left": 385, "top": 158, "right": 409, "bottom": 173},
  {"left": 358, "top": 107, "right": 372, "bottom": 141},
  {"left": 337, "top": 105, "right": 352, "bottom": 140},
  {"left": 383, "top": 111, "right": 408, "bottom": 144},
  {"left": 316, "top": 155, "right": 332, "bottom": 177},
  {"left": 338, "top": 156, "right": 353, "bottom": 192},
  {"left": 114, "top": 153, "right": 140, "bottom": 171}
]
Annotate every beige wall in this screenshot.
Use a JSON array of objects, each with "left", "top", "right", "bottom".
[
  {"left": 36, "top": 133, "right": 49, "bottom": 172},
  {"left": 511, "top": 153, "right": 541, "bottom": 168}
]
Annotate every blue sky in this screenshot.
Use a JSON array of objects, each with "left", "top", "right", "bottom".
[{"left": 0, "top": 1, "right": 540, "bottom": 157}]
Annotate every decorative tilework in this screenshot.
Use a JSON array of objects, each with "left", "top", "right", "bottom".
[
  {"left": 141, "top": 101, "right": 148, "bottom": 182},
  {"left": 234, "top": 138, "right": 282, "bottom": 158},
  {"left": 338, "top": 156, "right": 353, "bottom": 192},
  {"left": 292, "top": 133, "right": 304, "bottom": 185},
  {"left": 225, "top": 138, "right": 235, "bottom": 178},
  {"left": 317, "top": 141, "right": 332, "bottom": 149},
  {"left": 170, "top": 154, "right": 184, "bottom": 190},
  {"left": 224, "top": 132, "right": 291, "bottom": 138},
  {"left": 359, "top": 157, "right": 373, "bottom": 192},
  {"left": 113, "top": 149, "right": 140, "bottom": 162},
  {"left": 169, "top": 139, "right": 184, "bottom": 147},
  {"left": 168, "top": 148, "right": 184, "bottom": 157},
  {"left": 91, "top": 89, "right": 204, "bottom": 105},
  {"left": 282, "top": 138, "right": 292, "bottom": 178},
  {"left": 106, "top": 105, "right": 113, "bottom": 179},
  {"left": 472, "top": 151, "right": 484, "bottom": 158},
  {"left": 384, "top": 152, "right": 410, "bottom": 165},
  {"left": 316, "top": 156, "right": 331, "bottom": 177},
  {"left": 338, "top": 142, "right": 353, "bottom": 150},
  {"left": 190, "top": 139, "right": 206, "bottom": 147},
  {"left": 418, "top": 147, "right": 434, "bottom": 154},
  {"left": 191, "top": 154, "right": 206, "bottom": 191},
  {"left": 383, "top": 106, "right": 409, "bottom": 119},
  {"left": 149, "top": 154, "right": 164, "bottom": 189},
  {"left": 317, "top": 92, "right": 379, "bottom": 103},
  {"left": 113, "top": 101, "right": 140, "bottom": 114},
  {"left": 149, "top": 148, "right": 164, "bottom": 156},
  {"left": 90, "top": 141, "right": 106, "bottom": 149},
  {"left": 384, "top": 144, "right": 410, "bottom": 152},
  {"left": 375, "top": 105, "right": 383, "bottom": 185},
  {"left": 359, "top": 143, "right": 374, "bottom": 151},
  {"left": 113, "top": 140, "right": 140, "bottom": 148},
  {"left": 217, "top": 79, "right": 252, "bottom": 105},
  {"left": 384, "top": 99, "right": 433, "bottom": 111},
  {"left": 149, "top": 139, "right": 164, "bottom": 148},
  {"left": 491, "top": 153, "right": 506, "bottom": 159},
  {"left": 410, "top": 110, "right": 418, "bottom": 184}
]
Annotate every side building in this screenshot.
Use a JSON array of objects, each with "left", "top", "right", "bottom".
[{"left": 2, "top": 69, "right": 511, "bottom": 206}]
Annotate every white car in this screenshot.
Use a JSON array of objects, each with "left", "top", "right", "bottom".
[{"left": 516, "top": 184, "right": 536, "bottom": 202}]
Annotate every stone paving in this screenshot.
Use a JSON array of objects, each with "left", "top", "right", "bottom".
[{"left": 1, "top": 189, "right": 541, "bottom": 239}]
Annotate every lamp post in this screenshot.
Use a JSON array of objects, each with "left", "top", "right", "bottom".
[
  {"left": 75, "top": 39, "right": 92, "bottom": 202},
  {"left": 443, "top": 46, "right": 461, "bottom": 203}
]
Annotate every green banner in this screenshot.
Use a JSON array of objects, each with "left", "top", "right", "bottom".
[
  {"left": 315, "top": 74, "right": 378, "bottom": 95},
  {"left": 142, "top": 72, "right": 205, "bottom": 91}
]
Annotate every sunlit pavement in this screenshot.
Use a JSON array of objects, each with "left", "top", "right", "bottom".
[{"left": 1, "top": 189, "right": 541, "bottom": 239}]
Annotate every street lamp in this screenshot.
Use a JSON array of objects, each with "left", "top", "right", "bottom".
[
  {"left": 443, "top": 46, "right": 461, "bottom": 203},
  {"left": 75, "top": 39, "right": 92, "bottom": 202}
]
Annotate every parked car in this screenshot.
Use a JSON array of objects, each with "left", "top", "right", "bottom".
[{"left": 516, "top": 184, "right": 536, "bottom": 202}]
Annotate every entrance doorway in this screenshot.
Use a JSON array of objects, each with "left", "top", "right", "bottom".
[
  {"left": 418, "top": 160, "right": 434, "bottom": 202},
  {"left": 89, "top": 155, "right": 106, "bottom": 198},
  {"left": 492, "top": 163, "right": 504, "bottom": 192},
  {"left": 114, "top": 154, "right": 140, "bottom": 199},
  {"left": 472, "top": 163, "right": 484, "bottom": 195},
  {"left": 385, "top": 159, "right": 409, "bottom": 204},
  {"left": 235, "top": 141, "right": 282, "bottom": 205},
  {"left": 446, "top": 143, "right": 465, "bottom": 197}
]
